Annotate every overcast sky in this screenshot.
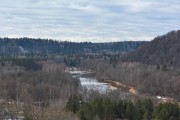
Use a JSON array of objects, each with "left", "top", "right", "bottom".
[{"left": 0, "top": 0, "right": 180, "bottom": 42}]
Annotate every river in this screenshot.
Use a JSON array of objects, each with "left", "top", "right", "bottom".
[
  {"left": 68, "top": 70, "right": 115, "bottom": 94},
  {"left": 67, "top": 69, "right": 176, "bottom": 103}
]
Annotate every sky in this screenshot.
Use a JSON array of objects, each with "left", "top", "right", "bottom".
[{"left": 0, "top": 0, "right": 180, "bottom": 42}]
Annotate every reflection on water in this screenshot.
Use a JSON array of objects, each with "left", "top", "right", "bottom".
[
  {"left": 79, "top": 77, "right": 111, "bottom": 94},
  {"left": 68, "top": 70, "right": 113, "bottom": 94}
]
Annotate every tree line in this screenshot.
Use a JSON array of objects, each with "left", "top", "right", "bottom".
[
  {"left": 0, "top": 37, "right": 146, "bottom": 56},
  {"left": 66, "top": 95, "right": 180, "bottom": 120}
]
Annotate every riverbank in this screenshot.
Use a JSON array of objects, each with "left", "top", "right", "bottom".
[
  {"left": 101, "top": 79, "right": 138, "bottom": 95},
  {"left": 67, "top": 67, "right": 177, "bottom": 103},
  {"left": 98, "top": 77, "right": 177, "bottom": 103}
]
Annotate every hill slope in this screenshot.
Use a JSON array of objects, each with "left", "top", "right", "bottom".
[
  {"left": 0, "top": 38, "right": 146, "bottom": 56},
  {"left": 122, "top": 30, "right": 180, "bottom": 67}
]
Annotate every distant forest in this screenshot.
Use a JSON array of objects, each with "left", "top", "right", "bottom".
[
  {"left": 0, "top": 38, "right": 147, "bottom": 56},
  {"left": 121, "top": 30, "right": 180, "bottom": 67}
]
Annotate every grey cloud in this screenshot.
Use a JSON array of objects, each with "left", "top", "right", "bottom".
[{"left": 0, "top": 0, "right": 179, "bottom": 42}]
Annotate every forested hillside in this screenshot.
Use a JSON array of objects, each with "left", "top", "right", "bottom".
[
  {"left": 0, "top": 34, "right": 179, "bottom": 119},
  {"left": 0, "top": 38, "right": 146, "bottom": 55},
  {"left": 122, "top": 30, "right": 180, "bottom": 67}
]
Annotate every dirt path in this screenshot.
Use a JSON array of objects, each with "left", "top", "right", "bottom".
[{"left": 102, "top": 79, "right": 138, "bottom": 95}]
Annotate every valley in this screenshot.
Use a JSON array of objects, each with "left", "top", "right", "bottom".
[
  {"left": 67, "top": 68, "right": 177, "bottom": 104},
  {"left": 0, "top": 30, "right": 180, "bottom": 119}
]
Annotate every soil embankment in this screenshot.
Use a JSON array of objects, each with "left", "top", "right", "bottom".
[{"left": 100, "top": 79, "right": 138, "bottom": 95}]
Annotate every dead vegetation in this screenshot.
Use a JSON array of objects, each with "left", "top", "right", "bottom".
[
  {"left": 0, "top": 60, "right": 80, "bottom": 119},
  {"left": 80, "top": 58, "right": 180, "bottom": 101}
]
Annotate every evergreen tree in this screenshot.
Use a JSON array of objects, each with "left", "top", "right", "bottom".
[
  {"left": 66, "top": 95, "right": 81, "bottom": 113},
  {"left": 78, "top": 103, "right": 94, "bottom": 120}
]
